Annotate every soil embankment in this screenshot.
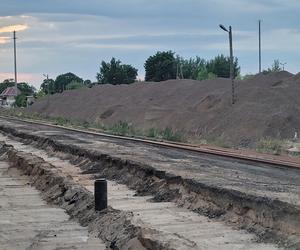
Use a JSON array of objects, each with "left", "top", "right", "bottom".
[{"left": 26, "top": 71, "right": 300, "bottom": 147}]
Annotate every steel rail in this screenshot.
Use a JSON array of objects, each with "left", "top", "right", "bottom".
[{"left": 0, "top": 115, "right": 299, "bottom": 170}]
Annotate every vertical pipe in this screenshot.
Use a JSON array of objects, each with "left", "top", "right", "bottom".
[
  {"left": 259, "top": 20, "right": 261, "bottom": 73},
  {"left": 13, "top": 31, "right": 17, "bottom": 94},
  {"left": 94, "top": 179, "right": 107, "bottom": 211},
  {"left": 229, "top": 26, "right": 235, "bottom": 104}
]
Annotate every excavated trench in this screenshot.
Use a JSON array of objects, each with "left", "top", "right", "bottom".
[{"left": 0, "top": 125, "right": 299, "bottom": 249}]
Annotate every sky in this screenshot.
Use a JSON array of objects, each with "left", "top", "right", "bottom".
[{"left": 0, "top": 0, "right": 300, "bottom": 88}]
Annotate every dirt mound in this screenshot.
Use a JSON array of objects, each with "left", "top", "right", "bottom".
[{"left": 27, "top": 71, "right": 300, "bottom": 147}]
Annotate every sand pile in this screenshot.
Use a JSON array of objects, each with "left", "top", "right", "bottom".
[{"left": 27, "top": 71, "right": 300, "bottom": 147}]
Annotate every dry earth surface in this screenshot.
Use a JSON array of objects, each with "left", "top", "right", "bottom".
[
  {"left": 0, "top": 157, "right": 105, "bottom": 250},
  {"left": 0, "top": 117, "right": 299, "bottom": 249}
]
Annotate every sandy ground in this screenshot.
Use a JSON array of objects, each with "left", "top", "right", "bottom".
[
  {"left": 0, "top": 161, "right": 105, "bottom": 250},
  {"left": 26, "top": 71, "right": 300, "bottom": 147}
]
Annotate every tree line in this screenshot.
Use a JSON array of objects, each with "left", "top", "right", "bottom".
[
  {"left": 36, "top": 51, "right": 284, "bottom": 96},
  {"left": 0, "top": 53, "right": 283, "bottom": 108},
  {"left": 38, "top": 51, "right": 240, "bottom": 95}
]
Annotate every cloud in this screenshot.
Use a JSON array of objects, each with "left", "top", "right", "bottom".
[
  {"left": 0, "top": 24, "right": 28, "bottom": 33},
  {"left": 74, "top": 43, "right": 153, "bottom": 50},
  {"left": 0, "top": 36, "right": 10, "bottom": 44},
  {"left": 0, "top": 72, "right": 42, "bottom": 88},
  {"left": 1, "top": 1, "right": 300, "bottom": 87}
]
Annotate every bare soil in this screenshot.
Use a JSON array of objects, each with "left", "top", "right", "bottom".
[
  {"left": 26, "top": 71, "right": 300, "bottom": 147},
  {"left": 0, "top": 119, "right": 299, "bottom": 248}
]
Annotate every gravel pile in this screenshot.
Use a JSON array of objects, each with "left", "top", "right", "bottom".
[{"left": 27, "top": 71, "right": 300, "bottom": 147}]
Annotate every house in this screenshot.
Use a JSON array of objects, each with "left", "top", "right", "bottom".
[{"left": 0, "top": 87, "right": 20, "bottom": 107}]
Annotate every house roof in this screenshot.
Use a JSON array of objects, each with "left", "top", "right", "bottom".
[{"left": 0, "top": 87, "right": 20, "bottom": 97}]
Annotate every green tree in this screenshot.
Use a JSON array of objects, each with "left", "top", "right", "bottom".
[
  {"left": 66, "top": 80, "right": 87, "bottom": 90},
  {"left": 0, "top": 79, "right": 14, "bottom": 93},
  {"left": 17, "top": 82, "right": 35, "bottom": 96},
  {"left": 96, "top": 58, "right": 138, "bottom": 85},
  {"left": 197, "top": 68, "right": 217, "bottom": 81},
  {"left": 206, "top": 54, "right": 240, "bottom": 78},
  {"left": 14, "top": 83, "right": 35, "bottom": 107},
  {"left": 35, "top": 90, "right": 46, "bottom": 99},
  {"left": 41, "top": 78, "right": 55, "bottom": 95},
  {"left": 144, "top": 51, "right": 176, "bottom": 82},
  {"left": 176, "top": 56, "right": 206, "bottom": 79},
  {"left": 15, "top": 94, "right": 27, "bottom": 107},
  {"left": 83, "top": 79, "right": 92, "bottom": 86},
  {"left": 54, "top": 72, "right": 83, "bottom": 93}
]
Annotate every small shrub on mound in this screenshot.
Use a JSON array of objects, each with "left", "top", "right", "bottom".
[{"left": 256, "top": 138, "right": 284, "bottom": 155}]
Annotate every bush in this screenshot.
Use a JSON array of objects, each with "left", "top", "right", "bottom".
[
  {"left": 147, "top": 127, "right": 185, "bottom": 142},
  {"left": 147, "top": 127, "right": 160, "bottom": 138},
  {"left": 256, "top": 138, "right": 284, "bottom": 155},
  {"left": 14, "top": 94, "right": 27, "bottom": 107},
  {"left": 108, "top": 121, "right": 134, "bottom": 136}
]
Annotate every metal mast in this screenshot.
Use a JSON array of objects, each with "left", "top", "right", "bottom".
[
  {"left": 13, "top": 30, "right": 18, "bottom": 93},
  {"left": 258, "top": 20, "right": 262, "bottom": 73}
]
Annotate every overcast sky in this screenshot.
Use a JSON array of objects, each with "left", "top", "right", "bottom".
[{"left": 0, "top": 0, "right": 300, "bottom": 88}]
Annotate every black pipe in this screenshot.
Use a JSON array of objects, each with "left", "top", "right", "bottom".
[{"left": 94, "top": 179, "right": 107, "bottom": 211}]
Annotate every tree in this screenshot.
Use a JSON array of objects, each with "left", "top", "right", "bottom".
[
  {"left": 175, "top": 56, "right": 206, "bottom": 80},
  {"left": 17, "top": 82, "right": 35, "bottom": 96},
  {"left": 35, "top": 90, "right": 46, "bottom": 99},
  {"left": 96, "top": 58, "right": 138, "bottom": 85},
  {"left": 66, "top": 80, "right": 87, "bottom": 90},
  {"left": 15, "top": 94, "right": 27, "bottom": 107},
  {"left": 206, "top": 54, "right": 240, "bottom": 78},
  {"left": 144, "top": 51, "right": 176, "bottom": 82},
  {"left": 83, "top": 79, "right": 92, "bottom": 86},
  {"left": 54, "top": 72, "right": 83, "bottom": 93},
  {"left": 14, "top": 82, "right": 35, "bottom": 107},
  {"left": 40, "top": 78, "right": 55, "bottom": 95},
  {"left": 197, "top": 68, "right": 216, "bottom": 81},
  {"left": 0, "top": 79, "right": 14, "bottom": 93}
]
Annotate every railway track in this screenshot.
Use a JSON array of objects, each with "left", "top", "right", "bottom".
[
  {"left": 0, "top": 115, "right": 299, "bottom": 169},
  {"left": 0, "top": 114, "right": 299, "bottom": 248}
]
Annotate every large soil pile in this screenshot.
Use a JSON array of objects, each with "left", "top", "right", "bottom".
[{"left": 27, "top": 71, "right": 300, "bottom": 147}]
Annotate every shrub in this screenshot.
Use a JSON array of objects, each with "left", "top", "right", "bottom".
[{"left": 256, "top": 138, "right": 284, "bottom": 155}]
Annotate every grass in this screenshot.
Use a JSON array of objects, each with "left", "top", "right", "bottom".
[
  {"left": 161, "top": 127, "right": 185, "bottom": 142},
  {"left": 2, "top": 109, "right": 187, "bottom": 142},
  {"left": 256, "top": 138, "right": 285, "bottom": 155},
  {"left": 146, "top": 127, "right": 185, "bottom": 142},
  {"left": 107, "top": 121, "right": 135, "bottom": 136},
  {"left": 1, "top": 109, "right": 296, "bottom": 156}
]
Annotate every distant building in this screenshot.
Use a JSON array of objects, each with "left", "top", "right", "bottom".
[{"left": 0, "top": 87, "right": 20, "bottom": 107}]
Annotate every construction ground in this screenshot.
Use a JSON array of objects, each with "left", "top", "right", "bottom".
[
  {"left": 1, "top": 72, "right": 300, "bottom": 249},
  {"left": 0, "top": 116, "right": 299, "bottom": 249}
]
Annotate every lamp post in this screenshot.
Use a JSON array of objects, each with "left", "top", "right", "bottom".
[{"left": 219, "top": 24, "right": 235, "bottom": 104}]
